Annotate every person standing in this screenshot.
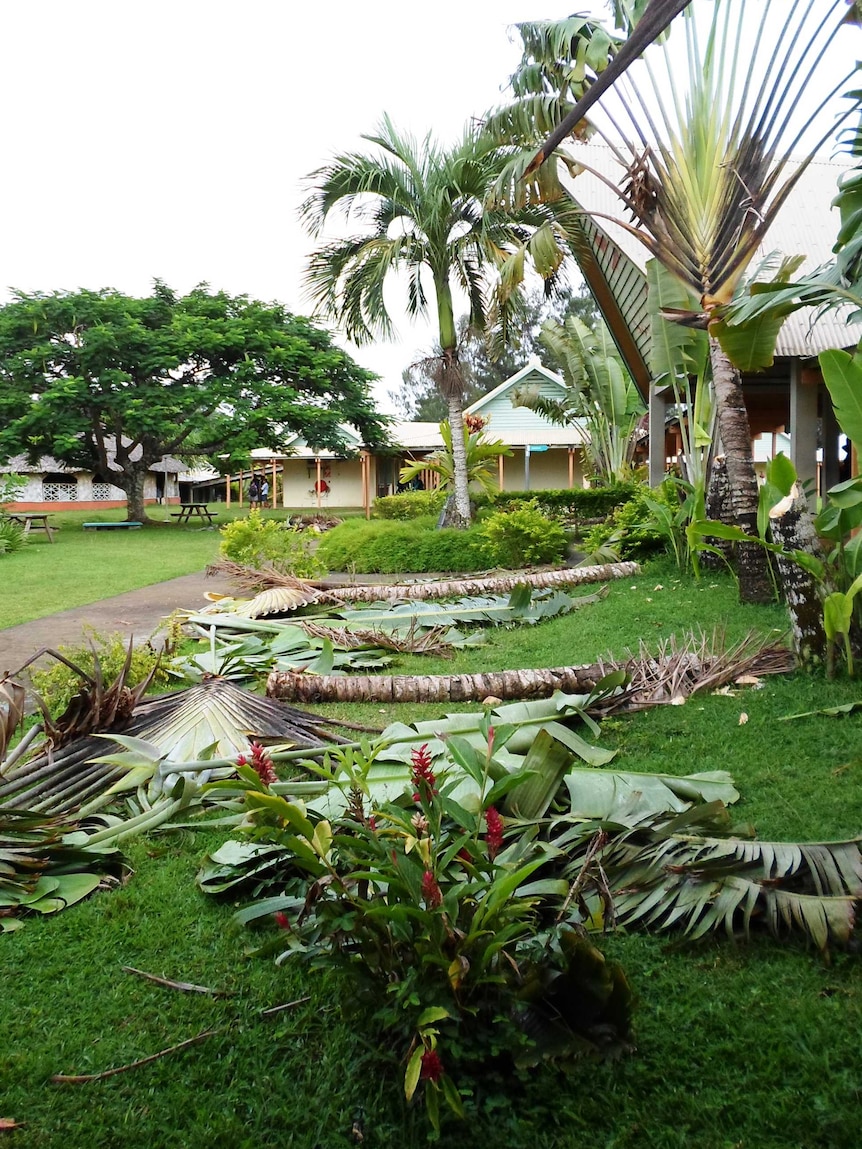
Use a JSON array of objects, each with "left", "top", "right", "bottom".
[
  {"left": 260, "top": 476, "right": 270, "bottom": 508},
  {"left": 248, "top": 473, "right": 261, "bottom": 510}
]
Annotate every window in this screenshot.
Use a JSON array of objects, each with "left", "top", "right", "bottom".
[{"left": 42, "top": 472, "right": 77, "bottom": 501}]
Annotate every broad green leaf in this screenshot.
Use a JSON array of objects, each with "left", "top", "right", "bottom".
[
  {"left": 404, "top": 1046, "right": 423, "bottom": 1102},
  {"left": 820, "top": 344, "right": 862, "bottom": 444},
  {"left": 417, "top": 1006, "right": 451, "bottom": 1028}
]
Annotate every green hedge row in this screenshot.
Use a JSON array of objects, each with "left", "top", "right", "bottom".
[
  {"left": 373, "top": 485, "right": 637, "bottom": 525},
  {"left": 477, "top": 485, "right": 638, "bottom": 525}
]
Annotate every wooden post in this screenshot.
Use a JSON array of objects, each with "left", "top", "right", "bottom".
[
  {"left": 271, "top": 458, "right": 277, "bottom": 509},
  {"left": 225, "top": 473, "right": 231, "bottom": 508},
  {"left": 362, "top": 451, "right": 370, "bottom": 519},
  {"left": 497, "top": 454, "right": 504, "bottom": 492},
  {"left": 568, "top": 447, "right": 574, "bottom": 488},
  {"left": 239, "top": 468, "right": 244, "bottom": 509},
  {"left": 315, "top": 457, "right": 322, "bottom": 509}
]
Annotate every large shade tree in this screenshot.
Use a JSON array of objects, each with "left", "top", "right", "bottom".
[
  {"left": 0, "top": 283, "right": 388, "bottom": 523},
  {"left": 301, "top": 116, "right": 571, "bottom": 527},
  {"left": 489, "top": 0, "right": 860, "bottom": 602}
]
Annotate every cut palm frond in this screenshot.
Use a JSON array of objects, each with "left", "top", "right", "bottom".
[
  {"left": 0, "top": 680, "right": 362, "bottom": 814},
  {"left": 598, "top": 807, "right": 862, "bottom": 952},
  {"left": 0, "top": 677, "right": 26, "bottom": 764},
  {"left": 0, "top": 806, "right": 127, "bottom": 932}
]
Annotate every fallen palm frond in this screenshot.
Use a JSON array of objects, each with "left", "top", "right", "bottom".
[
  {"left": 206, "top": 560, "right": 323, "bottom": 598},
  {"left": 0, "top": 679, "right": 363, "bottom": 815},
  {"left": 568, "top": 803, "right": 862, "bottom": 954},
  {"left": 330, "top": 585, "right": 607, "bottom": 632},
  {"left": 266, "top": 630, "right": 794, "bottom": 706},
  {"left": 0, "top": 806, "right": 127, "bottom": 932},
  {"left": 299, "top": 620, "right": 458, "bottom": 657},
  {"left": 0, "top": 677, "right": 26, "bottom": 763}
]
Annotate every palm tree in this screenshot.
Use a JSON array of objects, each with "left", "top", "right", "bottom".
[
  {"left": 301, "top": 117, "right": 569, "bottom": 527},
  {"left": 489, "top": 0, "right": 859, "bottom": 602}
]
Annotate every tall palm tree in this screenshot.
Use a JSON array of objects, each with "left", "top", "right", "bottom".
[
  {"left": 301, "top": 116, "right": 568, "bottom": 527},
  {"left": 489, "top": 0, "right": 859, "bottom": 601}
]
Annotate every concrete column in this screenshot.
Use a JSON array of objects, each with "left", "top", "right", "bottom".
[
  {"left": 649, "top": 383, "right": 669, "bottom": 488},
  {"left": 789, "top": 359, "right": 818, "bottom": 506},
  {"left": 524, "top": 445, "right": 531, "bottom": 491}
]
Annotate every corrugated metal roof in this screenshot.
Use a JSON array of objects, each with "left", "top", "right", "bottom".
[{"left": 562, "top": 144, "right": 862, "bottom": 359}]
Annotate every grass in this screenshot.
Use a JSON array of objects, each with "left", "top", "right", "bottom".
[
  {"left": 0, "top": 505, "right": 310, "bottom": 629},
  {"left": 3, "top": 558, "right": 862, "bottom": 1146}
]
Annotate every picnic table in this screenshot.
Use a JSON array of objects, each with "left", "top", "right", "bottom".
[
  {"left": 171, "top": 503, "right": 218, "bottom": 526},
  {"left": 7, "top": 512, "right": 55, "bottom": 542}
]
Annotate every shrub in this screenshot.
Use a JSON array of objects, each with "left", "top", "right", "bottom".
[
  {"left": 480, "top": 501, "right": 568, "bottom": 568},
  {"left": 219, "top": 509, "right": 326, "bottom": 578},
  {"left": 227, "top": 732, "right": 632, "bottom": 1132},
  {"left": 477, "top": 484, "right": 637, "bottom": 530},
  {"left": 0, "top": 518, "right": 27, "bottom": 556},
  {"left": 374, "top": 490, "right": 447, "bottom": 520},
  {"left": 316, "top": 517, "right": 489, "bottom": 573},
  {"left": 582, "top": 481, "right": 680, "bottom": 558},
  {"left": 31, "top": 631, "right": 170, "bottom": 717}
]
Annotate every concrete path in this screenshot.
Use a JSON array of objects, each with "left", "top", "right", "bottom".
[
  {"left": 0, "top": 569, "right": 402, "bottom": 679},
  {"left": 0, "top": 571, "right": 237, "bottom": 677}
]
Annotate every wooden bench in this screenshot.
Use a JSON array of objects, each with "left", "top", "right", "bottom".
[{"left": 83, "top": 522, "right": 143, "bottom": 531}]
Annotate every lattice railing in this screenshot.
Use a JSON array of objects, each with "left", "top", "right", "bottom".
[{"left": 42, "top": 483, "right": 78, "bottom": 501}]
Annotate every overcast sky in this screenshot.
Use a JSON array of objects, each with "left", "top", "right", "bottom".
[
  {"left": 0, "top": 1, "right": 857, "bottom": 413},
  {"left": 0, "top": 0, "right": 599, "bottom": 410}
]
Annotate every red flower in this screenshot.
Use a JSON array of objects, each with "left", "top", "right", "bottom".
[
  {"left": 421, "top": 870, "right": 443, "bottom": 909},
  {"left": 274, "top": 911, "right": 291, "bottom": 931},
  {"left": 410, "top": 744, "right": 437, "bottom": 797},
  {"left": 484, "top": 806, "right": 504, "bottom": 860},
  {"left": 244, "top": 741, "right": 277, "bottom": 786},
  {"left": 420, "top": 1049, "right": 444, "bottom": 1082}
]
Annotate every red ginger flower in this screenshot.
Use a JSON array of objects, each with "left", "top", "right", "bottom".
[
  {"left": 410, "top": 744, "right": 437, "bottom": 797},
  {"left": 420, "top": 1048, "right": 444, "bottom": 1083},
  {"left": 274, "top": 911, "right": 291, "bottom": 931},
  {"left": 238, "top": 741, "right": 277, "bottom": 786},
  {"left": 421, "top": 870, "right": 443, "bottom": 909},
  {"left": 484, "top": 806, "right": 504, "bottom": 860}
]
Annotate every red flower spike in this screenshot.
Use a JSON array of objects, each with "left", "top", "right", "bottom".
[
  {"left": 247, "top": 741, "right": 277, "bottom": 786},
  {"left": 484, "top": 806, "right": 504, "bottom": 860},
  {"left": 420, "top": 1048, "right": 444, "bottom": 1083},
  {"left": 274, "top": 911, "right": 291, "bottom": 931},
  {"left": 410, "top": 743, "right": 437, "bottom": 793},
  {"left": 421, "top": 870, "right": 443, "bottom": 909}
]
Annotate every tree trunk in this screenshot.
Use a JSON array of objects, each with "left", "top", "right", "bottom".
[
  {"left": 444, "top": 391, "right": 471, "bottom": 528},
  {"left": 315, "top": 561, "right": 640, "bottom": 603},
  {"left": 267, "top": 638, "right": 795, "bottom": 705},
  {"left": 268, "top": 662, "right": 618, "bottom": 704},
  {"left": 701, "top": 454, "right": 734, "bottom": 572},
  {"left": 708, "top": 338, "right": 773, "bottom": 603},
  {"left": 768, "top": 485, "right": 829, "bottom": 668},
  {"left": 123, "top": 469, "right": 151, "bottom": 524}
]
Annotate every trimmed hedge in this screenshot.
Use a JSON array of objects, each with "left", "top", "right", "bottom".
[
  {"left": 373, "top": 490, "right": 447, "bottom": 520},
  {"left": 477, "top": 485, "right": 637, "bottom": 529},
  {"left": 316, "top": 516, "right": 489, "bottom": 573}
]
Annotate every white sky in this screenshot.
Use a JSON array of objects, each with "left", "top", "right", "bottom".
[
  {"left": 0, "top": 1, "right": 857, "bottom": 414},
  {"left": 0, "top": 0, "right": 596, "bottom": 412}
]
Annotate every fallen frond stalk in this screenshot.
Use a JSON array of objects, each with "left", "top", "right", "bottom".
[
  {"left": 121, "top": 966, "right": 225, "bottom": 996},
  {"left": 51, "top": 1028, "right": 219, "bottom": 1083},
  {"left": 260, "top": 995, "right": 312, "bottom": 1018}
]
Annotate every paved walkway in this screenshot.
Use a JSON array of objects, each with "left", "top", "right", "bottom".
[
  {"left": 0, "top": 571, "right": 238, "bottom": 678},
  {"left": 0, "top": 569, "right": 402, "bottom": 679}
]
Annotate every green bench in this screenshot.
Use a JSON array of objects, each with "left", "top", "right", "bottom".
[{"left": 83, "top": 522, "right": 143, "bottom": 531}]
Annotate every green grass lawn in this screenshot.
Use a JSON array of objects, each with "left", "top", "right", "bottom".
[
  {"left": 0, "top": 505, "right": 312, "bottom": 630},
  {"left": 3, "top": 559, "right": 862, "bottom": 1147}
]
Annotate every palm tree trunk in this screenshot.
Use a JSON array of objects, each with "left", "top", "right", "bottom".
[
  {"left": 316, "top": 561, "right": 639, "bottom": 603},
  {"left": 435, "top": 279, "right": 471, "bottom": 528},
  {"left": 709, "top": 338, "right": 773, "bottom": 604}
]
